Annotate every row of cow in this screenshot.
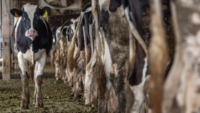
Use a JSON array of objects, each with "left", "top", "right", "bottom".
[
  {"left": 9, "top": 0, "right": 183, "bottom": 113},
  {"left": 51, "top": 0, "right": 174, "bottom": 113}
]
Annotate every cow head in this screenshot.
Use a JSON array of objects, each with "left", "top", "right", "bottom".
[{"left": 10, "top": 3, "right": 51, "bottom": 40}]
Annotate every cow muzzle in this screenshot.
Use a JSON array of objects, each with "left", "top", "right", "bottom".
[{"left": 26, "top": 30, "right": 37, "bottom": 38}]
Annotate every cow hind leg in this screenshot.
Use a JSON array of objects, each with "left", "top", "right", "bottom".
[
  {"left": 84, "top": 72, "right": 93, "bottom": 105},
  {"left": 130, "top": 85, "right": 145, "bottom": 113},
  {"left": 34, "top": 52, "right": 47, "bottom": 107},
  {"left": 55, "top": 63, "right": 60, "bottom": 81},
  {"left": 98, "top": 80, "right": 112, "bottom": 113},
  {"left": 18, "top": 53, "right": 29, "bottom": 109}
]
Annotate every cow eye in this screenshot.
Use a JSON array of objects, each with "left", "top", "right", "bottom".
[{"left": 36, "top": 16, "right": 40, "bottom": 19}]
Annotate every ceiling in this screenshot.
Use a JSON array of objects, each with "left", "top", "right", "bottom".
[{"left": 16, "top": 0, "right": 91, "bottom": 8}]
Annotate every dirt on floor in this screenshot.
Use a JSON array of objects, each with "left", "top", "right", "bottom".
[{"left": 0, "top": 79, "right": 97, "bottom": 113}]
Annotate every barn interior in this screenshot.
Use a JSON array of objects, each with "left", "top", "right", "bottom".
[
  {"left": 0, "top": 0, "right": 90, "bottom": 79},
  {"left": 0, "top": 0, "right": 199, "bottom": 113},
  {"left": 0, "top": 0, "right": 96, "bottom": 112}
]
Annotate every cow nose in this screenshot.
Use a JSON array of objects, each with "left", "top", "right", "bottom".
[{"left": 28, "top": 30, "right": 35, "bottom": 35}]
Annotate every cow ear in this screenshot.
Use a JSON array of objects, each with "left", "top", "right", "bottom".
[
  {"left": 41, "top": 7, "right": 51, "bottom": 17},
  {"left": 10, "top": 9, "right": 22, "bottom": 17}
]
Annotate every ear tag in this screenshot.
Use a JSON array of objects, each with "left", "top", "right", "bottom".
[
  {"left": 15, "top": 13, "right": 19, "bottom": 17},
  {"left": 43, "top": 11, "right": 48, "bottom": 18}
]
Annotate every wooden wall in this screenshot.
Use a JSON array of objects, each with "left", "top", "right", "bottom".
[{"left": 1, "top": 0, "right": 11, "bottom": 80}]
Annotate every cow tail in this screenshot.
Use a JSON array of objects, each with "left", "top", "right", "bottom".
[
  {"left": 122, "top": 0, "right": 148, "bottom": 56},
  {"left": 96, "top": 57, "right": 106, "bottom": 101},
  {"left": 62, "top": 37, "right": 68, "bottom": 69},
  {"left": 51, "top": 42, "right": 58, "bottom": 67},
  {"left": 67, "top": 12, "right": 85, "bottom": 72}
]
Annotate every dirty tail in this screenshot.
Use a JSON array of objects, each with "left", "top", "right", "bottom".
[{"left": 96, "top": 57, "right": 106, "bottom": 101}]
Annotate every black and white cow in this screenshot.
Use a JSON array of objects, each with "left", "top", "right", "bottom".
[
  {"left": 122, "top": 0, "right": 150, "bottom": 112},
  {"left": 91, "top": 0, "right": 130, "bottom": 112},
  {"left": 52, "top": 27, "right": 68, "bottom": 83},
  {"left": 122, "top": 0, "right": 173, "bottom": 112},
  {"left": 10, "top": 3, "right": 52, "bottom": 109}
]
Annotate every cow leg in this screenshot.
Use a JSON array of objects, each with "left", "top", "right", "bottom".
[
  {"left": 90, "top": 74, "right": 98, "bottom": 107},
  {"left": 64, "top": 67, "right": 69, "bottom": 84},
  {"left": 55, "top": 62, "right": 60, "bottom": 81},
  {"left": 34, "top": 52, "right": 46, "bottom": 107},
  {"left": 18, "top": 52, "right": 29, "bottom": 109},
  {"left": 74, "top": 76, "right": 79, "bottom": 99},
  {"left": 85, "top": 51, "right": 97, "bottom": 105},
  {"left": 130, "top": 84, "right": 145, "bottom": 113},
  {"left": 68, "top": 71, "right": 73, "bottom": 87},
  {"left": 85, "top": 72, "right": 93, "bottom": 105},
  {"left": 98, "top": 80, "right": 112, "bottom": 113},
  {"left": 115, "top": 77, "right": 126, "bottom": 113},
  {"left": 78, "top": 74, "right": 83, "bottom": 91}
]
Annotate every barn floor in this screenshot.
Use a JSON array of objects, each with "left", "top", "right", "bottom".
[{"left": 0, "top": 79, "right": 97, "bottom": 113}]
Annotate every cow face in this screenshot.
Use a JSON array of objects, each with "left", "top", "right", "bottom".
[{"left": 10, "top": 3, "right": 51, "bottom": 40}]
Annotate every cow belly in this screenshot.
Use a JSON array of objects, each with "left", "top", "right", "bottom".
[{"left": 23, "top": 48, "right": 46, "bottom": 62}]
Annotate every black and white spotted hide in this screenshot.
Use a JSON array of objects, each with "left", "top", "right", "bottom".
[
  {"left": 94, "top": 0, "right": 129, "bottom": 112},
  {"left": 10, "top": 3, "right": 52, "bottom": 109}
]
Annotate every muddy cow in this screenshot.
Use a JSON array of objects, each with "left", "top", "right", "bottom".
[
  {"left": 122, "top": 0, "right": 173, "bottom": 112},
  {"left": 59, "top": 3, "right": 94, "bottom": 99},
  {"left": 59, "top": 18, "right": 85, "bottom": 98},
  {"left": 10, "top": 3, "right": 52, "bottom": 108},
  {"left": 92, "top": 0, "right": 130, "bottom": 112},
  {"left": 60, "top": 19, "right": 79, "bottom": 87},
  {"left": 80, "top": 6, "right": 98, "bottom": 106},
  {"left": 51, "top": 28, "right": 68, "bottom": 83},
  {"left": 122, "top": 0, "right": 150, "bottom": 112}
]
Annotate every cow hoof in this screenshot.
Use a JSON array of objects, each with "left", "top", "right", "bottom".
[
  {"left": 21, "top": 99, "right": 29, "bottom": 109},
  {"left": 85, "top": 101, "right": 94, "bottom": 107},
  {"left": 85, "top": 100, "right": 91, "bottom": 106},
  {"left": 35, "top": 103, "right": 43, "bottom": 108},
  {"left": 85, "top": 103, "right": 91, "bottom": 107},
  {"left": 54, "top": 80, "right": 62, "bottom": 84},
  {"left": 33, "top": 100, "right": 35, "bottom": 105},
  {"left": 64, "top": 80, "right": 68, "bottom": 84}
]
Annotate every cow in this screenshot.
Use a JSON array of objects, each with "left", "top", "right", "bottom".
[
  {"left": 51, "top": 29, "right": 68, "bottom": 83},
  {"left": 10, "top": 3, "right": 52, "bottom": 109},
  {"left": 91, "top": 0, "right": 130, "bottom": 112},
  {"left": 58, "top": 18, "right": 85, "bottom": 98},
  {"left": 60, "top": 19, "right": 79, "bottom": 87},
  {"left": 80, "top": 6, "right": 98, "bottom": 106},
  {"left": 122, "top": 0, "right": 173, "bottom": 112},
  {"left": 122, "top": 0, "right": 150, "bottom": 112},
  {"left": 59, "top": 3, "right": 94, "bottom": 100}
]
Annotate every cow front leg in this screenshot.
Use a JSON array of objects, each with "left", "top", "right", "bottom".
[
  {"left": 34, "top": 52, "right": 46, "bottom": 107},
  {"left": 84, "top": 71, "right": 93, "bottom": 105},
  {"left": 18, "top": 52, "right": 29, "bottom": 109},
  {"left": 21, "top": 74, "right": 30, "bottom": 109},
  {"left": 34, "top": 75, "right": 43, "bottom": 107}
]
